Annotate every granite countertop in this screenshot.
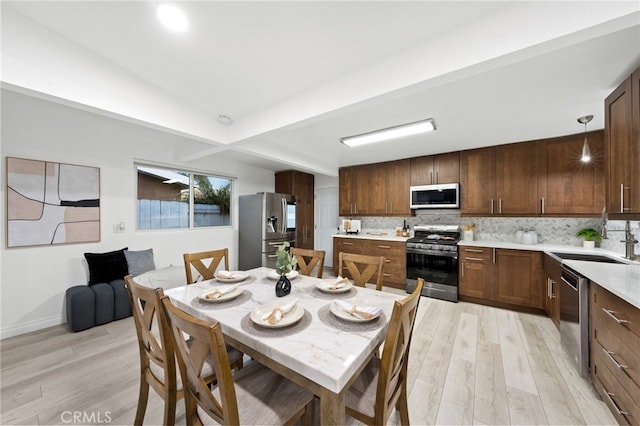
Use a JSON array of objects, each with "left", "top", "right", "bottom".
[{"left": 458, "top": 240, "right": 640, "bottom": 309}]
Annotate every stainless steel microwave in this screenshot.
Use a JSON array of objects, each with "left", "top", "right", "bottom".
[{"left": 410, "top": 183, "right": 460, "bottom": 209}]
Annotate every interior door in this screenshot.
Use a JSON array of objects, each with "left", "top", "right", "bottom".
[{"left": 315, "top": 187, "right": 339, "bottom": 267}]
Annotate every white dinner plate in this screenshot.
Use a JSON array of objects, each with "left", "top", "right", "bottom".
[
  {"left": 267, "top": 270, "right": 299, "bottom": 280},
  {"left": 214, "top": 271, "right": 249, "bottom": 283},
  {"left": 250, "top": 301, "right": 304, "bottom": 328},
  {"left": 329, "top": 301, "right": 381, "bottom": 323},
  {"left": 316, "top": 280, "right": 353, "bottom": 293},
  {"left": 198, "top": 286, "right": 243, "bottom": 303}
]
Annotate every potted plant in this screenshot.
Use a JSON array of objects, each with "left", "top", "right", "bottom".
[
  {"left": 576, "top": 228, "right": 601, "bottom": 248},
  {"left": 274, "top": 242, "right": 297, "bottom": 297}
]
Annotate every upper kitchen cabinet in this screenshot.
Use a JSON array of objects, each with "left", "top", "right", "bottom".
[
  {"left": 275, "top": 170, "right": 315, "bottom": 249},
  {"left": 605, "top": 66, "right": 640, "bottom": 217},
  {"left": 538, "top": 131, "right": 605, "bottom": 215},
  {"left": 460, "top": 147, "right": 496, "bottom": 214},
  {"left": 461, "top": 142, "right": 539, "bottom": 216},
  {"left": 339, "top": 160, "right": 411, "bottom": 217},
  {"left": 410, "top": 152, "right": 460, "bottom": 185}
]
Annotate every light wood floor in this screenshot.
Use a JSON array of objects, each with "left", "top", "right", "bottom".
[{"left": 1, "top": 290, "right": 616, "bottom": 425}]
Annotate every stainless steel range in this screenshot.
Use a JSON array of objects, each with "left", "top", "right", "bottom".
[{"left": 406, "top": 225, "right": 460, "bottom": 302}]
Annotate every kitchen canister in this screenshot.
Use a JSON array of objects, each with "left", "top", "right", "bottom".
[{"left": 463, "top": 230, "right": 474, "bottom": 241}]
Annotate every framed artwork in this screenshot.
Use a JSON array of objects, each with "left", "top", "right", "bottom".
[{"left": 6, "top": 157, "right": 101, "bottom": 248}]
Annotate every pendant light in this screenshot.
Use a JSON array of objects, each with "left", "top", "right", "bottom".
[{"left": 577, "top": 115, "right": 593, "bottom": 163}]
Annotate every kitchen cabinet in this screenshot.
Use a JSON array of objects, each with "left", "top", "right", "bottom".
[
  {"left": 461, "top": 142, "right": 539, "bottom": 215},
  {"left": 460, "top": 147, "right": 496, "bottom": 214},
  {"left": 458, "top": 246, "right": 544, "bottom": 312},
  {"left": 590, "top": 282, "right": 640, "bottom": 424},
  {"left": 275, "top": 170, "right": 315, "bottom": 249},
  {"left": 459, "top": 246, "right": 493, "bottom": 299},
  {"left": 410, "top": 152, "right": 460, "bottom": 185},
  {"left": 494, "top": 249, "right": 544, "bottom": 309},
  {"left": 538, "top": 131, "right": 605, "bottom": 215},
  {"left": 605, "top": 66, "right": 640, "bottom": 217},
  {"left": 333, "top": 237, "right": 406, "bottom": 289},
  {"left": 543, "top": 253, "right": 561, "bottom": 330},
  {"left": 338, "top": 160, "right": 410, "bottom": 216}
]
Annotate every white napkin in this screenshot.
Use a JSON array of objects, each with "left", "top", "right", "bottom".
[
  {"left": 335, "top": 300, "right": 381, "bottom": 319},
  {"left": 204, "top": 284, "right": 238, "bottom": 300},
  {"left": 216, "top": 270, "right": 234, "bottom": 279},
  {"left": 331, "top": 276, "right": 350, "bottom": 289},
  {"left": 261, "top": 298, "right": 299, "bottom": 324}
]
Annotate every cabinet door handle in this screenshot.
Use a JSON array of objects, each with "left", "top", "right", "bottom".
[
  {"left": 499, "top": 198, "right": 503, "bottom": 214},
  {"left": 604, "top": 389, "right": 629, "bottom": 417},
  {"left": 602, "top": 348, "right": 628, "bottom": 370},
  {"left": 377, "top": 245, "right": 391, "bottom": 249},
  {"left": 435, "top": 171, "right": 439, "bottom": 184},
  {"left": 490, "top": 199, "right": 494, "bottom": 214},
  {"left": 343, "top": 242, "right": 354, "bottom": 246},
  {"left": 547, "top": 278, "right": 551, "bottom": 298},
  {"left": 550, "top": 280, "right": 556, "bottom": 298},
  {"left": 602, "top": 308, "right": 628, "bottom": 324},
  {"left": 461, "top": 262, "right": 465, "bottom": 277},
  {"left": 620, "top": 184, "right": 624, "bottom": 213},
  {"left": 430, "top": 171, "right": 433, "bottom": 184},
  {"left": 492, "top": 248, "right": 496, "bottom": 264},
  {"left": 464, "top": 257, "right": 483, "bottom": 261},
  {"left": 465, "top": 248, "right": 484, "bottom": 253},
  {"left": 541, "top": 197, "right": 545, "bottom": 215}
]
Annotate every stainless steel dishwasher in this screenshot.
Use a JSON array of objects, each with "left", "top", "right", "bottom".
[{"left": 559, "top": 264, "right": 589, "bottom": 378}]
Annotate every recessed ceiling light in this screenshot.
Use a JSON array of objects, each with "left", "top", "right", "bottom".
[
  {"left": 157, "top": 4, "right": 188, "bottom": 33},
  {"left": 341, "top": 118, "right": 436, "bottom": 147}
]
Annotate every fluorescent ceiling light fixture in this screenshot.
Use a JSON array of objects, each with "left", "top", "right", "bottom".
[
  {"left": 157, "top": 4, "right": 188, "bottom": 32},
  {"left": 341, "top": 119, "right": 436, "bottom": 147}
]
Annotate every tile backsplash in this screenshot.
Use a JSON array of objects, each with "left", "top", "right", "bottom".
[{"left": 344, "top": 210, "right": 639, "bottom": 257}]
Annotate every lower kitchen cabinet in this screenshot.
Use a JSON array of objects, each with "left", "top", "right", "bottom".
[
  {"left": 459, "top": 246, "right": 545, "bottom": 312},
  {"left": 333, "top": 237, "right": 406, "bottom": 289},
  {"left": 590, "top": 282, "right": 640, "bottom": 424},
  {"left": 459, "top": 246, "right": 493, "bottom": 299},
  {"left": 543, "top": 253, "right": 561, "bottom": 330}
]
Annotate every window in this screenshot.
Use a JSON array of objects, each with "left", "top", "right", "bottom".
[{"left": 136, "top": 165, "right": 232, "bottom": 230}]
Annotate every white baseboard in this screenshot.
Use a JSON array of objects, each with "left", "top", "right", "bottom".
[{"left": 1, "top": 314, "right": 65, "bottom": 339}]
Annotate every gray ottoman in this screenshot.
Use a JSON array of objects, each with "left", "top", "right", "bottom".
[
  {"left": 92, "top": 283, "right": 114, "bottom": 326},
  {"left": 66, "top": 286, "right": 95, "bottom": 332}
]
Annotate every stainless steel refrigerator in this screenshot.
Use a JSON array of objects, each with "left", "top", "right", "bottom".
[{"left": 239, "top": 193, "right": 296, "bottom": 270}]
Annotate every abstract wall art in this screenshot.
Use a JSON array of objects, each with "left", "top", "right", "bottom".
[{"left": 6, "top": 157, "right": 101, "bottom": 247}]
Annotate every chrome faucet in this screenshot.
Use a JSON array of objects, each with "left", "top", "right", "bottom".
[{"left": 603, "top": 220, "right": 638, "bottom": 260}]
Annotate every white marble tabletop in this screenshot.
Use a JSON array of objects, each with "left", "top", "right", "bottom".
[{"left": 164, "top": 267, "right": 403, "bottom": 393}]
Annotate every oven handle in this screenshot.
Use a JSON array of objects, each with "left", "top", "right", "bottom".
[{"left": 406, "top": 249, "right": 457, "bottom": 258}]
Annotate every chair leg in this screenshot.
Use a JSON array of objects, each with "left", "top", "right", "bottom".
[
  {"left": 301, "top": 399, "right": 315, "bottom": 426},
  {"left": 133, "top": 376, "right": 150, "bottom": 426},
  {"left": 396, "top": 385, "right": 410, "bottom": 426}
]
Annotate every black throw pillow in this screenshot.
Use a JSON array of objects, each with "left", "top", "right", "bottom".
[{"left": 84, "top": 247, "right": 129, "bottom": 285}]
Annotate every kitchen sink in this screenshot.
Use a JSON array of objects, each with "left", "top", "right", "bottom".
[{"left": 550, "top": 252, "right": 627, "bottom": 264}]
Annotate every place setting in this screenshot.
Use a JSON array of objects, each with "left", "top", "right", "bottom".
[
  {"left": 241, "top": 297, "right": 311, "bottom": 337},
  {"left": 318, "top": 299, "right": 386, "bottom": 332},
  {"left": 312, "top": 276, "right": 357, "bottom": 299},
  {"left": 190, "top": 280, "right": 252, "bottom": 310}
]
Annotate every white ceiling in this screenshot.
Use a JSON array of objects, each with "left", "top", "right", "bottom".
[{"left": 2, "top": 1, "right": 640, "bottom": 177}]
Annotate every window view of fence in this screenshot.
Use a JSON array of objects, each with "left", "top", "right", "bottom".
[{"left": 136, "top": 166, "right": 232, "bottom": 230}]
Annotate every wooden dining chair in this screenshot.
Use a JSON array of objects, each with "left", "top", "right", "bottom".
[
  {"left": 160, "top": 296, "right": 315, "bottom": 426},
  {"left": 125, "top": 275, "right": 243, "bottom": 425},
  {"left": 344, "top": 277, "right": 424, "bottom": 426},
  {"left": 183, "top": 248, "right": 229, "bottom": 284},
  {"left": 338, "top": 252, "right": 386, "bottom": 291},
  {"left": 291, "top": 247, "right": 326, "bottom": 278}
]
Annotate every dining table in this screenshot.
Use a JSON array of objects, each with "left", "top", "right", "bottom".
[{"left": 164, "top": 266, "right": 405, "bottom": 425}]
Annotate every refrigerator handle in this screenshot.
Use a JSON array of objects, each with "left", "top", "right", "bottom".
[{"left": 281, "top": 196, "right": 287, "bottom": 234}]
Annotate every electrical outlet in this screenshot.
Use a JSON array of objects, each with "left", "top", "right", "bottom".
[{"left": 113, "top": 222, "right": 125, "bottom": 233}]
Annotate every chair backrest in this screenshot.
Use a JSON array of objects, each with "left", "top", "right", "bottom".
[
  {"left": 124, "top": 275, "right": 178, "bottom": 402},
  {"left": 291, "top": 247, "right": 326, "bottom": 278},
  {"left": 338, "top": 252, "right": 385, "bottom": 291},
  {"left": 161, "top": 296, "right": 240, "bottom": 425},
  {"left": 183, "top": 248, "right": 230, "bottom": 284},
  {"left": 374, "top": 278, "right": 423, "bottom": 423}
]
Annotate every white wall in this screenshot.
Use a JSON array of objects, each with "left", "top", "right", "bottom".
[{"left": 0, "top": 89, "right": 275, "bottom": 338}]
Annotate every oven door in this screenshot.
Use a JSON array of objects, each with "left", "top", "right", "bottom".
[{"left": 406, "top": 249, "right": 458, "bottom": 302}]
